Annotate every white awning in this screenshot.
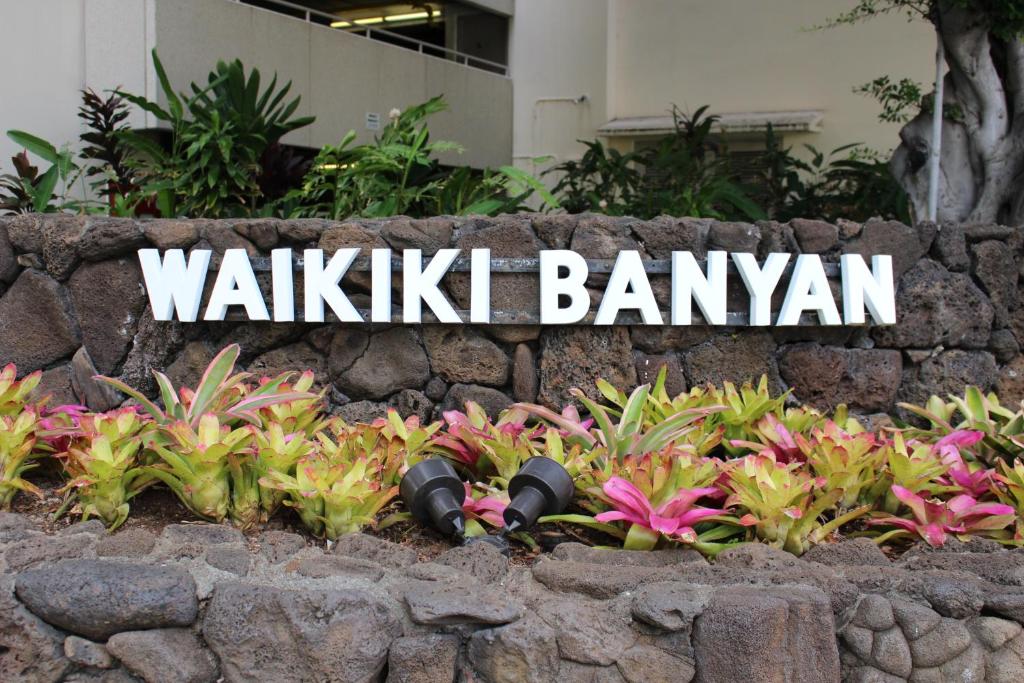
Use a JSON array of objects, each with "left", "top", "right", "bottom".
[{"left": 598, "top": 110, "right": 825, "bottom": 137}]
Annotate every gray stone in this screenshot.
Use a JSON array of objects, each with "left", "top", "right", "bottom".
[
  {"left": 95, "top": 528, "right": 157, "bottom": 558},
  {"left": 333, "top": 532, "right": 418, "bottom": 568},
  {"left": 387, "top": 389, "right": 434, "bottom": 422},
  {"left": 0, "top": 576, "right": 70, "bottom": 683},
  {"left": 30, "top": 364, "right": 77, "bottom": 407},
  {"left": 632, "top": 582, "right": 714, "bottom": 632},
  {"left": 404, "top": 581, "right": 524, "bottom": 625},
  {"left": 433, "top": 541, "right": 508, "bottom": 583},
  {"left": 0, "top": 512, "right": 41, "bottom": 544},
  {"left": 155, "top": 524, "right": 244, "bottom": 559},
  {"left": 248, "top": 342, "right": 327, "bottom": 386},
  {"left": 440, "top": 383, "right": 513, "bottom": 416},
  {"left": 386, "top": 634, "right": 459, "bottom": 683},
  {"left": 142, "top": 220, "right": 201, "bottom": 250},
  {"left": 802, "top": 538, "right": 891, "bottom": 567},
  {"left": 41, "top": 216, "right": 83, "bottom": 280},
  {"left": 534, "top": 594, "right": 635, "bottom": 665},
  {"left": 204, "top": 545, "right": 251, "bottom": 576},
  {"left": 203, "top": 582, "right": 401, "bottom": 683},
  {"left": 538, "top": 327, "right": 637, "bottom": 408},
  {"left": 931, "top": 223, "right": 970, "bottom": 271},
  {"left": 294, "top": 555, "right": 384, "bottom": 580},
  {"left": 873, "top": 260, "right": 993, "bottom": 349},
  {"left": 790, "top": 219, "right": 839, "bottom": 253},
  {"left": 468, "top": 614, "right": 560, "bottom": 683},
  {"left": 258, "top": 530, "right": 307, "bottom": 564},
  {"left": 869, "top": 627, "right": 911, "bottom": 678},
  {"left": 67, "top": 258, "right": 145, "bottom": 374},
  {"left": 106, "top": 628, "right": 218, "bottom": 683},
  {"left": 333, "top": 399, "right": 388, "bottom": 423},
  {"left": 233, "top": 219, "right": 279, "bottom": 250},
  {"left": 632, "top": 217, "right": 709, "bottom": 259},
  {"left": 779, "top": 343, "right": 902, "bottom": 411},
  {"left": 634, "top": 352, "right": 686, "bottom": 397},
  {"left": 551, "top": 542, "right": 706, "bottom": 567},
  {"left": 991, "top": 328, "right": 1021, "bottom": 363},
  {"left": 71, "top": 347, "right": 123, "bottom": 411},
  {"left": 899, "top": 350, "right": 999, "bottom": 407},
  {"left": 531, "top": 214, "right": 579, "bottom": 250},
  {"left": 707, "top": 222, "right": 760, "bottom": 252},
  {"left": 64, "top": 636, "right": 113, "bottom": 669},
  {"left": 335, "top": 328, "right": 430, "bottom": 399},
  {"left": 78, "top": 218, "right": 148, "bottom": 261},
  {"left": 0, "top": 224, "right": 19, "bottom": 283},
  {"left": 0, "top": 270, "right": 80, "bottom": 372},
  {"left": 986, "top": 593, "right": 1024, "bottom": 625},
  {"left": 684, "top": 332, "right": 782, "bottom": 393},
  {"left": 843, "top": 220, "right": 933, "bottom": 279},
  {"left": 907, "top": 618, "right": 971, "bottom": 667},
  {"left": 380, "top": 217, "right": 453, "bottom": 254},
  {"left": 854, "top": 594, "right": 896, "bottom": 631},
  {"left": 3, "top": 532, "right": 95, "bottom": 572},
  {"left": 58, "top": 519, "right": 107, "bottom": 537},
  {"left": 617, "top": 644, "right": 696, "bottom": 683},
  {"left": 890, "top": 597, "right": 941, "bottom": 641},
  {"left": 424, "top": 376, "right": 448, "bottom": 401},
  {"left": 973, "top": 240, "right": 1019, "bottom": 327},
  {"left": 423, "top": 326, "right": 510, "bottom": 386},
  {"left": 532, "top": 558, "right": 670, "bottom": 599},
  {"left": 15, "top": 560, "right": 198, "bottom": 640}
]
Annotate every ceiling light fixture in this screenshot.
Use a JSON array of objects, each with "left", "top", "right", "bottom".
[{"left": 329, "top": 20, "right": 351, "bottom": 28}]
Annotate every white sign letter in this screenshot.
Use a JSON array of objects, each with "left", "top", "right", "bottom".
[
  {"left": 371, "top": 248, "right": 392, "bottom": 323},
  {"left": 540, "top": 251, "right": 590, "bottom": 324},
  {"left": 470, "top": 249, "right": 491, "bottom": 323},
  {"left": 595, "top": 251, "right": 663, "bottom": 325},
  {"left": 204, "top": 249, "right": 269, "bottom": 321},
  {"left": 271, "top": 248, "right": 294, "bottom": 322},
  {"left": 733, "top": 253, "right": 790, "bottom": 326},
  {"left": 138, "top": 248, "right": 211, "bottom": 322},
  {"left": 841, "top": 254, "right": 896, "bottom": 325},
  {"left": 304, "top": 248, "right": 363, "bottom": 323},
  {"left": 672, "top": 251, "right": 727, "bottom": 325},
  {"left": 778, "top": 254, "right": 841, "bottom": 326},
  {"left": 403, "top": 249, "right": 461, "bottom": 323}
]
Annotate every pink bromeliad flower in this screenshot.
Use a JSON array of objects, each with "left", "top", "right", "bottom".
[
  {"left": 867, "top": 485, "right": 1015, "bottom": 547},
  {"left": 934, "top": 431, "right": 993, "bottom": 497},
  {"left": 462, "top": 483, "right": 508, "bottom": 528},
  {"left": 594, "top": 477, "right": 725, "bottom": 543}
]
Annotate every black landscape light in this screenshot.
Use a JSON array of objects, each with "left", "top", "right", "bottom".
[
  {"left": 503, "top": 457, "right": 574, "bottom": 532},
  {"left": 400, "top": 459, "right": 466, "bottom": 537}
]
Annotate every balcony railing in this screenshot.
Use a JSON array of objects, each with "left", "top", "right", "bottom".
[{"left": 235, "top": 0, "right": 509, "bottom": 76}]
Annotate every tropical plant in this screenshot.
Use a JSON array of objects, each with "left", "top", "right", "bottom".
[
  {"left": 430, "top": 402, "right": 540, "bottom": 485},
  {"left": 1, "top": 131, "right": 85, "bottom": 214},
  {"left": 78, "top": 88, "right": 135, "bottom": 203},
  {"left": 867, "top": 485, "right": 1016, "bottom": 547},
  {"left": 57, "top": 408, "right": 155, "bottom": 529}
]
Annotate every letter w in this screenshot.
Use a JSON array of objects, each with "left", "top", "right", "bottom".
[{"left": 138, "top": 249, "right": 212, "bottom": 322}]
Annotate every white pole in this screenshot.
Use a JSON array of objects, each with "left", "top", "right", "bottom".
[{"left": 928, "top": 30, "right": 945, "bottom": 223}]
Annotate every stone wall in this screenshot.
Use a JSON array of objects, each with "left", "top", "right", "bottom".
[
  {"left": 3, "top": 514, "right": 1024, "bottom": 682},
  {"left": 0, "top": 214, "right": 1020, "bottom": 419}
]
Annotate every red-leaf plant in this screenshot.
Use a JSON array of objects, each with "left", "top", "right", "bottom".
[{"left": 866, "top": 485, "right": 1016, "bottom": 547}]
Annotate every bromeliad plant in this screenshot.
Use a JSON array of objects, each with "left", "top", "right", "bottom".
[
  {"left": 0, "top": 366, "right": 44, "bottom": 509},
  {"left": 57, "top": 408, "right": 155, "bottom": 530},
  {"left": 867, "top": 485, "right": 1016, "bottom": 547}
]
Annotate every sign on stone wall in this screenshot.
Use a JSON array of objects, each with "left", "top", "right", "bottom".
[{"left": 138, "top": 248, "right": 896, "bottom": 327}]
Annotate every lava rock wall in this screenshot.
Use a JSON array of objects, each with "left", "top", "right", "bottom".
[{"left": 0, "top": 214, "right": 1019, "bottom": 419}]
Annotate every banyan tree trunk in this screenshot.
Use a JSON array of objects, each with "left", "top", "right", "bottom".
[{"left": 891, "top": 4, "right": 1024, "bottom": 225}]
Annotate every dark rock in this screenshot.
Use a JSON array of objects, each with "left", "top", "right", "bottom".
[
  {"left": 973, "top": 240, "right": 1018, "bottom": 327},
  {"left": 64, "top": 636, "right": 113, "bottom": 669},
  {"left": 15, "top": 560, "right": 198, "bottom": 640},
  {"left": 423, "top": 326, "right": 510, "bottom": 386},
  {"left": 387, "top": 389, "right": 433, "bottom": 422},
  {"left": 294, "top": 556, "right": 384, "bottom": 580},
  {"left": 551, "top": 542, "right": 706, "bottom": 567},
  {"left": 155, "top": 524, "right": 244, "bottom": 559},
  {"left": 233, "top": 220, "right": 279, "bottom": 250},
  {"left": 106, "top": 628, "right": 218, "bottom": 683},
  {"left": 0, "top": 576, "right": 70, "bottom": 683},
  {"left": 71, "top": 347, "right": 123, "bottom": 412},
  {"left": 334, "top": 328, "right": 430, "bottom": 399},
  {"left": 204, "top": 545, "right": 251, "bottom": 576},
  {"left": 873, "top": 260, "right": 993, "bottom": 349},
  {"left": 531, "top": 214, "right": 579, "bottom": 250},
  {"left": 631, "top": 581, "right": 713, "bottom": 633},
  {"left": 630, "top": 326, "right": 715, "bottom": 353},
  {"left": 907, "top": 617, "right": 971, "bottom": 667},
  {"left": 898, "top": 551, "right": 1024, "bottom": 586},
  {"left": 424, "top": 376, "right": 448, "bottom": 401},
  {"left": 790, "top": 219, "right": 839, "bottom": 254},
  {"left": 617, "top": 644, "right": 696, "bottom": 683},
  {"left": 333, "top": 532, "right": 418, "bottom": 568},
  {"left": 30, "top": 364, "right": 77, "bottom": 406},
  {"left": 468, "top": 614, "right": 560, "bottom": 683},
  {"left": 248, "top": 342, "right": 327, "bottom": 386},
  {"left": 715, "top": 543, "right": 804, "bottom": 570},
  {"left": 985, "top": 593, "right": 1024, "bottom": 625},
  {"left": 964, "top": 224, "right": 1016, "bottom": 241},
  {"left": 4, "top": 533, "right": 95, "bottom": 572},
  {"left": 41, "top": 216, "right": 84, "bottom": 280},
  {"left": 843, "top": 220, "right": 932, "bottom": 280},
  {"left": 538, "top": 327, "right": 637, "bottom": 408},
  {"left": 58, "top": 519, "right": 107, "bottom": 537},
  {"left": 278, "top": 219, "right": 328, "bottom": 244},
  {"left": 332, "top": 399, "right": 388, "bottom": 423},
  {"left": 0, "top": 270, "right": 80, "bottom": 372},
  {"left": 533, "top": 594, "right": 635, "bottom": 665},
  {"left": 203, "top": 223, "right": 259, "bottom": 256},
  {"left": 404, "top": 581, "right": 524, "bottom": 625},
  {"left": 380, "top": 217, "right": 453, "bottom": 254},
  {"left": 571, "top": 215, "right": 646, "bottom": 260},
  {"left": 532, "top": 558, "right": 670, "bottom": 599},
  {"left": 931, "top": 223, "right": 970, "bottom": 271},
  {"left": 115, "top": 309, "right": 187, "bottom": 398},
  {"left": 258, "top": 530, "right": 307, "bottom": 564},
  {"left": 779, "top": 343, "right": 902, "bottom": 411},
  {"left": 634, "top": 352, "right": 686, "bottom": 396},
  {"left": 142, "top": 220, "right": 201, "bottom": 250},
  {"left": 899, "top": 350, "right": 999, "bottom": 407},
  {"left": 440, "top": 383, "right": 512, "bottom": 416},
  {"left": 707, "top": 222, "right": 760, "bottom": 253},
  {"left": 633, "top": 217, "right": 709, "bottom": 259},
  {"left": 386, "top": 634, "right": 459, "bottom": 683},
  {"left": 801, "top": 538, "right": 890, "bottom": 567},
  {"left": 692, "top": 585, "right": 840, "bottom": 683},
  {"left": 78, "top": 219, "right": 147, "bottom": 261},
  {"left": 433, "top": 541, "right": 508, "bottom": 584},
  {"left": 683, "top": 332, "right": 781, "bottom": 393},
  {"left": 559, "top": 661, "right": 628, "bottom": 683},
  {"left": 991, "top": 328, "right": 1021, "bottom": 363},
  {"left": 4, "top": 214, "right": 45, "bottom": 252},
  {"left": 512, "top": 344, "right": 538, "bottom": 402},
  {"left": 0, "top": 512, "right": 41, "bottom": 544},
  {"left": 327, "top": 327, "right": 370, "bottom": 377},
  {"left": 163, "top": 342, "right": 216, "bottom": 394},
  {"left": 0, "top": 224, "right": 18, "bottom": 283},
  {"left": 203, "top": 582, "right": 401, "bottom": 683}
]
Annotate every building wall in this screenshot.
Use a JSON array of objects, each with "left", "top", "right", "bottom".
[
  {"left": 511, "top": 0, "right": 937, "bottom": 170},
  {"left": 0, "top": 0, "right": 512, "bottom": 173}
]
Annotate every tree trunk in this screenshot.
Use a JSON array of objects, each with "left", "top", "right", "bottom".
[{"left": 891, "top": 4, "right": 1024, "bottom": 225}]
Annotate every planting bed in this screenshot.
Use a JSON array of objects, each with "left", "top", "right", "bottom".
[{"left": 3, "top": 512, "right": 1024, "bottom": 682}]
